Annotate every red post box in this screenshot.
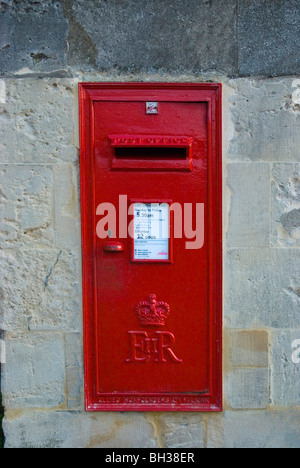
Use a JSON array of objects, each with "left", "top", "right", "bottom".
[{"left": 79, "top": 83, "right": 222, "bottom": 412}]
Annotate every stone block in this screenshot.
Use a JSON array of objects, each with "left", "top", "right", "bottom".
[
  {"left": 238, "top": 0, "right": 300, "bottom": 77},
  {"left": 0, "top": 79, "right": 77, "bottom": 164},
  {"left": 226, "top": 368, "right": 269, "bottom": 409},
  {"left": 66, "top": 366, "right": 83, "bottom": 409},
  {"left": 207, "top": 410, "right": 300, "bottom": 448},
  {"left": 2, "top": 332, "right": 65, "bottom": 409},
  {"left": 227, "top": 330, "right": 269, "bottom": 368},
  {"left": 65, "top": 332, "right": 83, "bottom": 368},
  {"left": 65, "top": 332, "right": 83, "bottom": 409},
  {"left": 206, "top": 413, "right": 224, "bottom": 449},
  {"left": 147, "top": 413, "right": 205, "bottom": 448},
  {"left": 226, "top": 248, "right": 300, "bottom": 329},
  {"left": 63, "top": 0, "right": 238, "bottom": 75},
  {"left": 0, "top": 1, "right": 68, "bottom": 76},
  {"left": 0, "top": 249, "right": 81, "bottom": 332},
  {"left": 271, "top": 163, "right": 300, "bottom": 247},
  {"left": 226, "top": 163, "right": 270, "bottom": 247},
  {"left": 3, "top": 411, "right": 158, "bottom": 448},
  {"left": 270, "top": 329, "right": 300, "bottom": 408},
  {"left": 0, "top": 165, "right": 54, "bottom": 248},
  {"left": 53, "top": 164, "right": 81, "bottom": 249},
  {"left": 2, "top": 0, "right": 300, "bottom": 79},
  {"left": 228, "top": 78, "right": 300, "bottom": 162}
]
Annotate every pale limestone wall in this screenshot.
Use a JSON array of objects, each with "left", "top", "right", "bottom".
[{"left": 0, "top": 74, "right": 299, "bottom": 448}]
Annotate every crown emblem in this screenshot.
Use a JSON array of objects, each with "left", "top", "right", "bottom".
[{"left": 136, "top": 294, "right": 170, "bottom": 327}]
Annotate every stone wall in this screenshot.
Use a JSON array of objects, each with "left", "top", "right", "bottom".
[{"left": 0, "top": 0, "right": 300, "bottom": 448}]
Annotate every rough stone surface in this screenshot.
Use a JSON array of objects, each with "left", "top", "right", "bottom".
[
  {"left": 65, "top": 332, "right": 83, "bottom": 368},
  {"left": 226, "top": 330, "right": 269, "bottom": 368},
  {"left": 65, "top": 332, "right": 83, "bottom": 408},
  {"left": 2, "top": 332, "right": 65, "bottom": 409},
  {"left": 225, "top": 331, "right": 269, "bottom": 410},
  {"left": 150, "top": 414, "right": 206, "bottom": 448},
  {"left": 0, "top": 248, "right": 81, "bottom": 332},
  {"left": 272, "top": 163, "right": 300, "bottom": 247},
  {"left": 0, "top": 0, "right": 68, "bottom": 77},
  {"left": 228, "top": 78, "right": 300, "bottom": 162},
  {"left": 0, "top": 165, "right": 54, "bottom": 248},
  {"left": 0, "top": 79, "right": 77, "bottom": 164},
  {"left": 238, "top": 0, "right": 300, "bottom": 77},
  {"left": 270, "top": 329, "right": 300, "bottom": 408},
  {"left": 66, "top": 366, "right": 83, "bottom": 409},
  {"left": 226, "top": 248, "right": 300, "bottom": 329},
  {"left": 207, "top": 410, "right": 300, "bottom": 448},
  {"left": 3, "top": 410, "right": 158, "bottom": 448},
  {"left": 226, "top": 368, "right": 269, "bottom": 409},
  {"left": 2, "top": 1, "right": 300, "bottom": 78},
  {"left": 226, "top": 163, "right": 270, "bottom": 247},
  {"left": 64, "top": 0, "right": 238, "bottom": 75},
  {"left": 0, "top": 0, "right": 238, "bottom": 77},
  {"left": 53, "top": 164, "right": 80, "bottom": 249}
]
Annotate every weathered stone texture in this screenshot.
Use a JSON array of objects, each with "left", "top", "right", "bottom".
[
  {"left": 225, "top": 330, "right": 269, "bottom": 410},
  {"left": 65, "top": 332, "right": 83, "bottom": 409},
  {"left": 3, "top": 411, "right": 158, "bottom": 448},
  {"left": 66, "top": 366, "right": 83, "bottom": 409},
  {"left": 2, "top": 332, "right": 65, "bottom": 409},
  {"left": 226, "top": 330, "right": 269, "bottom": 368},
  {"left": 65, "top": 0, "right": 238, "bottom": 75},
  {"left": 1, "top": 0, "right": 238, "bottom": 76},
  {"left": 226, "top": 368, "right": 269, "bottom": 410},
  {"left": 0, "top": 165, "right": 54, "bottom": 248},
  {"left": 149, "top": 414, "right": 206, "bottom": 448},
  {"left": 270, "top": 330, "right": 300, "bottom": 408},
  {"left": 226, "top": 248, "right": 300, "bottom": 329},
  {"left": 272, "top": 164, "right": 300, "bottom": 247},
  {"left": 0, "top": 0, "right": 68, "bottom": 77},
  {"left": 65, "top": 332, "right": 82, "bottom": 368},
  {"left": 238, "top": 0, "right": 300, "bottom": 77},
  {"left": 7, "top": 403, "right": 297, "bottom": 448},
  {"left": 228, "top": 78, "right": 300, "bottom": 162},
  {"left": 0, "top": 79, "right": 77, "bottom": 164},
  {"left": 207, "top": 410, "right": 300, "bottom": 448},
  {"left": 0, "top": 249, "right": 80, "bottom": 332},
  {"left": 53, "top": 164, "right": 80, "bottom": 249},
  {"left": 2, "top": 0, "right": 300, "bottom": 78},
  {"left": 226, "top": 163, "right": 270, "bottom": 247}
]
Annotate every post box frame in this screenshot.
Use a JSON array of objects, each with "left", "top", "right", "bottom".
[{"left": 79, "top": 83, "right": 223, "bottom": 412}]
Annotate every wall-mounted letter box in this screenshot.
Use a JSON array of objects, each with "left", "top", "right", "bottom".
[{"left": 79, "top": 83, "right": 222, "bottom": 412}]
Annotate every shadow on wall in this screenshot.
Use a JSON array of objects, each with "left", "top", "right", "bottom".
[
  {"left": 0, "top": 332, "right": 4, "bottom": 448},
  {"left": 0, "top": 374, "right": 4, "bottom": 448}
]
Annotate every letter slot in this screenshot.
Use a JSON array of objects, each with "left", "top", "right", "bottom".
[{"left": 109, "top": 134, "right": 193, "bottom": 171}]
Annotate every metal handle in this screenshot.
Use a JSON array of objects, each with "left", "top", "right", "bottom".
[{"left": 102, "top": 242, "right": 124, "bottom": 252}]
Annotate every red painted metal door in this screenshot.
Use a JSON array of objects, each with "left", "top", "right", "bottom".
[{"left": 79, "top": 83, "right": 222, "bottom": 411}]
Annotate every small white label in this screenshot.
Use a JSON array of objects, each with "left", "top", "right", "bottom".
[
  {"left": 134, "top": 203, "right": 169, "bottom": 260},
  {"left": 0, "top": 339, "right": 6, "bottom": 364},
  {"left": 146, "top": 102, "right": 159, "bottom": 114}
]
